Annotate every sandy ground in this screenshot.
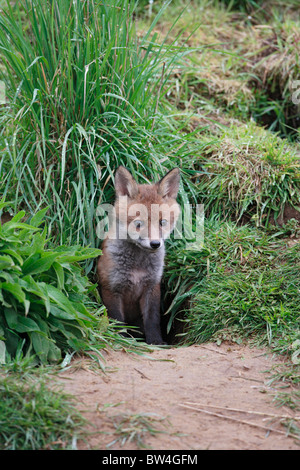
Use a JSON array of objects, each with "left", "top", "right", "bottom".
[{"left": 58, "top": 343, "right": 300, "bottom": 450}]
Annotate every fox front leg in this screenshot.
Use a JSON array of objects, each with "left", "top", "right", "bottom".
[
  {"left": 100, "top": 288, "right": 125, "bottom": 323},
  {"left": 140, "top": 285, "right": 165, "bottom": 345}
]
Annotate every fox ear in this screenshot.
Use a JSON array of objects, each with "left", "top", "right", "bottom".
[
  {"left": 158, "top": 168, "right": 180, "bottom": 199},
  {"left": 115, "top": 166, "right": 138, "bottom": 198}
]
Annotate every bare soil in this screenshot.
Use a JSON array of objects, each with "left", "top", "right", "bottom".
[{"left": 58, "top": 343, "right": 299, "bottom": 450}]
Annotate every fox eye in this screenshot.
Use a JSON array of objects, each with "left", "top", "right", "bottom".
[
  {"left": 160, "top": 219, "right": 168, "bottom": 227},
  {"left": 134, "top": 220, "right": 143, "bottom": 229}
]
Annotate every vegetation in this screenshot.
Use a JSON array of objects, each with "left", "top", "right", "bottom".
[
  {"left": 0, "top": 0, "right": 299, "bottom": 449},
  {"left": 184, "top": 221, "right": 300, "bottom": 349},
  {"left": 107, "top": 411, "right": 168, "bottom": 449},
  {"left": 0, "top": 203, "right": 104, "bottom": 364},
  {"left": 0, "top": 0, "right": 196, "bottom": 251},
  {"left": 195, "top": 122, "right": 300, "bottom": 226},
  {"left": 0, "top": 370, "right": 85, "bottom": 450}
]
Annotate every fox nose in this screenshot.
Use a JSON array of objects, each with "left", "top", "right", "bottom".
[{"left": 150, "top": 240, "right": 161, "bottom": 250}]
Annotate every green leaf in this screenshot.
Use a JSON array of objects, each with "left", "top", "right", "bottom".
[
  {"left": 0, "top": 255, "right": 14, "bottom": 270},
  {"left": 0, "top": 249, "right": 23, "bottom": 266},
  {"left": 31, "top": 227, "right": 47, "bottom": 252},
  {"left": 47, "top": 285, "right": 78, "bottom": 318},
  {"left": 47, "top": 341, "right": 62, "bottom": 363},
  {"left": 4, "top": 308, "right": 39, "bottom": 333},
  {"left": 30, "top": 331, "right": 50, "bottom": 364},
  {"left": 1, "top": 281, "right": 26, "bottom": 304},
  {"left": 56, "top": 246, "right": 102, "bottom": 263},
  {"left": 49, "top": 304, "right": 75, "bottom": 320},
  {"left": 3, "top": 222, "right": 40, "bottom": 232},
  {"left": 20, "top": 276, "right": 50, "bottom": 314},
  {"left": 29, "top": 207, "right": 49, "bottom": 227},
  {"left": 4, "top": 308, "right": 20, "bottom": 329},
  {"left": 0, "top": 201, "right": 13, "bottom": 213},
  {"left": 22, "top": 252, "right": 60, "bottom": 276},
  {"left": 53, "top": 262, "right": 65, "bottom": 290},
  {"left": 10, "top": 211, "right": 26, "bottom": 223}
]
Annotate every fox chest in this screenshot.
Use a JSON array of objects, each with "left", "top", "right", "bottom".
[{"left": 105, "top": 243, "right": 164, "bottom": 293}]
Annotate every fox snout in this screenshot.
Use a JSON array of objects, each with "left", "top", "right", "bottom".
[
  {"left": 133, "top": 236, "right": 162, "bottom": 251},
  {"left": 150, "top": 240, "right": 161, "bottom": 249}
]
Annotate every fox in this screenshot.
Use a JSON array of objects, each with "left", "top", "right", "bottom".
[{"left": 97, "top": 166, "right": 180, "bottom": 344}]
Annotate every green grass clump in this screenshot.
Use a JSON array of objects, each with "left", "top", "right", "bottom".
[
  {"left": 164, "top": 217, "right": 281, "bottom": 324},
  {"left": 0, "top": 0, "right": 196, "bottom": 249},
  {"left": 180, "top": 219, "right": 300, "bottom": 356},
  {"left": 0, "top": 202, "right": 106, "bottom": 364},
  {"left": 195, "top": 122, "right": 300, "bottom": 225},
  {"left": 187, "top": 262, "right": 300, "bottom": 346},
  {"left": 0, "top": 372, "right": 84, "bottom": 449}
]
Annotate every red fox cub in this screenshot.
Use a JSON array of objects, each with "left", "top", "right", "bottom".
[{"left": 97, "top": 166, "right": 180, "bottom": 344}]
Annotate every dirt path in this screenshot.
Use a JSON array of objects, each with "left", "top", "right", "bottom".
[{"left": 58, "top": 343, "right": 299, "bottom": 450}]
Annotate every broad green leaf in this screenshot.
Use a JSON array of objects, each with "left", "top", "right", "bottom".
[
  {"left": 53, "top": 261, "right": 65, "bottom": 290},
  {"left": 0, "top": 249, "right": 23, "bottom": 265},
  {"left": 47, "top": 341, "right": 62, "bottom": 362},
  {"left": 20, "top": 276, "right": 50, "bottom": 314},
  {"left": 10, "top": 211, "right": 26, "bottom": 223},
  {"left": 22, "top": 252, "right": 60, "bottom": 276},
  {"left": 56, "top": 246, "right": 102, "bottom": 263},
  {"left": 47, "top": 283, "right": 78, "bottom": 317},
  {"left": 3, "top": 222, "right": 40, "bottom": 232},
  {"left": 4, "top": 308, "right": 20, "bottom": 329},
  {"left": 1, "top": 281, "right": 26, "bottom": 304},
  {"left": 50, "top": 304, "right": 77, "bottom": 320},
  {"left": 21, "top": 252, "right": 40, "bottom": 270},
  {"left": 4, "top": 308, "right": 39, "bottom": 333},
  {"left": 30, "top": 331, "right": 50, "bottom": 363},
  {"left": 13, "top": 316, "right": 40, "bottom": 333},
  {"left": 31, "top": 226, "right": 47, "bottom": 252},
  {"left": 0, "top": 255, "right": 14, "bottom": 270}
]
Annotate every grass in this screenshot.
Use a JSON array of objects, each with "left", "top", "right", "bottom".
[
  {"left": 0, "top": 368, "right": 85, "bottom": 450},
  {"left": 0, "top": 0, "right": 299, "bottom": 448},
  {"left": 0, "top": 0, "right": 198, "bottom": 252},
  {"left": 186, "top": 237, "right": 300, "bottom": 348},
  {"left": 143, "top": 0, "right": 300, "bottom": 141},
  {"left": 164, "top": 218, "right": 300, "bottom": 339},
  {"left": 107, "top": 411, "right": 168, "bottom": 449},
  {"left": 194, "top": 121, "right": 300, "bottom": 225}
]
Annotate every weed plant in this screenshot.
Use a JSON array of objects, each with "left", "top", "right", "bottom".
[
  {"left": 0, "top": 202, "right": 106, "bottom": 363},
  {"left": 0, "top": 371, "right": 85, "bottom": 449}
]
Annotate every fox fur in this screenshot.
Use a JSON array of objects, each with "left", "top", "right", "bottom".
[{"left": 97, "top": 166, "right": 180, "bottom": 344}]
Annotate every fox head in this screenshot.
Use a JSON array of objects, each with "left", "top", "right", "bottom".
[{"left": 113, "top": 166, "right": 180, "bottom": 251}]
